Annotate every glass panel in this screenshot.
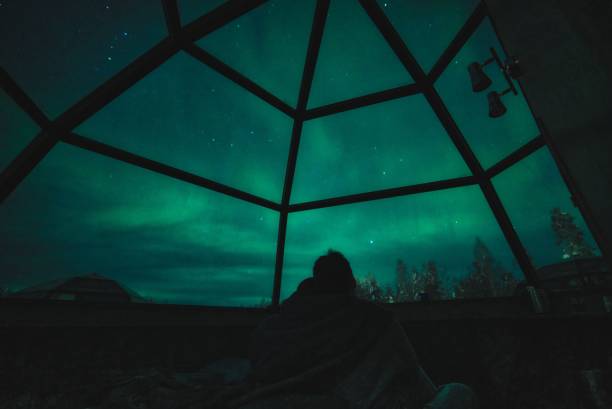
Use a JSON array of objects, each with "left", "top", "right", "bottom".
[
  {"left": 179, "top": 0, "right": 227, "bottom": 25},
  {"left": 493, "top": 147, "right": 601, "bottom": 267},
  {"left": 0, "top": 144, "right": 278, "bottom": 307},
  {"left": 283, "top": 186, "right": 522, "bottom": 302},
  {"left": 291, "top": 95, "right": 470, "bottom": 203},
  {"left": 435, "top": 18, "right": 538, "bottom": 168},
  {"left": 308, "top": 0, "right": 413, "bottom": 108},
  {"left": 76, "top": 51, "right": 293, "bottom": 203},
  {"left": 198, "top": 0, "right": 315, "bottom": 107},
  {"left": 0, "top": 0, "right": 166, "bottom": 119},
  {"left": 0, "top": 90, "right": 39, "bottom": 172},
  {"left": 377, "top": 0, "right": 481, "bottom": 72}
]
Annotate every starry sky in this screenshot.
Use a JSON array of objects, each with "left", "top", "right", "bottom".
[{"left": 0, "top": 0, "right": 601, "bottom": 306}]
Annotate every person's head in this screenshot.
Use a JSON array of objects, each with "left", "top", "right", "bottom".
[{"left": 312, "top": 250, "right": 356, "bottom": 294}]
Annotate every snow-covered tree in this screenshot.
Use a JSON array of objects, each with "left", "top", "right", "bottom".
[
  {"left": 355, "top": 272, "right": 384, "bottom": 302},
  {"left": 357, "top": 259, "right": 452, "bottom": 303},
  {"left": 409, "top": 265, "right": 423, "bottom": 300},
  {"left": 395, "top": 259, "right": 412, "bottom": 302},
  {"left": 421, "top": 260, "right": 444, "bottom": 300},
  {"left": 383, "top": 285, "right": 395, "bottom": 303},
  {"left": 550, "top": 207, "right": 595, "bottom": 260},
  {"left": 455, "top": 238, "right": 516, "bottom": 298},
  {"left": 497, "top": 271, "right": 519, "bottom": 297}
]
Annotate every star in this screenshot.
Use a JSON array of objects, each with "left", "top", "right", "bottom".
[
  {"left": 106, "top": 56, "right": 112, "bottom": 61},
  {"left": 369, "top": 239, "right": 375, "bottom": 244}
]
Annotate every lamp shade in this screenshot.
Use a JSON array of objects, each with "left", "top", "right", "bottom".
[
  {"left": 468, "top": 62, "right": 492, "bottom": 92},
  {"left": 488, "top": 91, "right": 507, "bottom": 118}
]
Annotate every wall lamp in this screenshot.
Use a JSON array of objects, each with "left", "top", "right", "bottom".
[{"left": 468, "top": 48, "right": 522, "bottom": 118}]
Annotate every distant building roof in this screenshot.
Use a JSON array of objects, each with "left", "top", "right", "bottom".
[{"left": 9, "top": 273, "right": 148, "bottom": 303}]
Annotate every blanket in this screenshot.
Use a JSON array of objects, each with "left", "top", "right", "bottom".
[{"left": 220, "top": 291, "right": 438, "bottom": 409}]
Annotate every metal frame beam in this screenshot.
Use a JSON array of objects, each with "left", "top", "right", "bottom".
[
  {"left": 62, "top": 132, "right": 280, "bottom": 211},
  {"left": 304, "top": 83, "right": 420, "bottom": 120},
  {"left": 271, "top": 0, "right": 330, "bottom": 307},
  {"left": 0, "top": 132, "right": 57, "bottom": 203},
  {"left": 289, "top": 176, "right": 477, "bottom": 213},
  {"left": 428, "top": 2, "right": 486, "bottom": 83},
  {"left": 486, "top": 135, "right": 545, "bottom": 178},
  {"left": 161, "top": 0, "right": 181, "bottom": 36},
  {"left": 56, "top": 38, "right": 179, "bottom": 132},
  {"left": 0, "top": 37, "right": 177, "bottom": 204},
  {"left": 0, "top": 68, "right": 49, "bottom": 129},
  {"left": 0, "top": 0, "right": 267, "bottom": 205},
  {"left": 183, "top": 43, "right": 295, "bottom": 117},
  {"left": 180, "top": 0, "right": 267, "bottom": 43},
  {"left": 359, "top": 0, "right": 538, "bottom": 285},
  {"left": 0, "top": 69, "right": 53, "bottom": 202}
]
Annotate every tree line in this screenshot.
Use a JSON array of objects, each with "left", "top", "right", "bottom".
[{"left": 355, "top": 207, "right": 597, "bottom": 303}]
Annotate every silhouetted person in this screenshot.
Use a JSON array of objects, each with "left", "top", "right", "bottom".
[{"left": 241, "top": 250, "right": 478, "bottom": 409}]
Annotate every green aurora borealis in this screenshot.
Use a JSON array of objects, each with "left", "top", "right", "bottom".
[{"left": 0, "top": 0, "right": 600, "bottom": 305}]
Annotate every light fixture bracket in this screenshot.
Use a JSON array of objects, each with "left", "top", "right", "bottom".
[{"left": 490, "top": 47, "right": 518, "bottom": 96}]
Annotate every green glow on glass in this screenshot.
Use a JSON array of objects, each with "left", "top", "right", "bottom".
[
  {"left": 178, "top": 0, "right": 227, "bottom": 25},
  {"left": 76, "top": 51, "right": 293, "bottom": 203},
  {"left": 0, "top": 144, "right": 278, "bottom": 306},
  {"left": 308, "top": 0, "right": 413, "bottom": 108},
  {"left": 292, "top": 94, "right": 470, "bottom": 202},
  {"left": 283, "top": 185, "right": 520, "bottom": 300},
  {"left": 198, "top": 0, "right": 315, "bottom": 107},
  {"left": 0, "top": 0, "right": 166, "bottom": 118},
  {"left": 377, "top": 0, "right": 481, "bottom": 72}
]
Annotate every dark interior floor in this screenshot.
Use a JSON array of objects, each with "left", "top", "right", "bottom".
[{"left": 1, "top": 297, "right": 611, "bottom": 408}]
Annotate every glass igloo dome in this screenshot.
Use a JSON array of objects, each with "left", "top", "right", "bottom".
[{"left": 0, "top": 0, "right": 602, "bottom": 306}]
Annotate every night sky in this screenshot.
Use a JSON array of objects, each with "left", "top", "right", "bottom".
[{"left": 0, "top": 1, "right": 600, "bottom": 306}]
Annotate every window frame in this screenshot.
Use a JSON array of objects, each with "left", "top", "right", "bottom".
[{"left": 0, "top": 0, "right": 605, "bottom": 307}]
